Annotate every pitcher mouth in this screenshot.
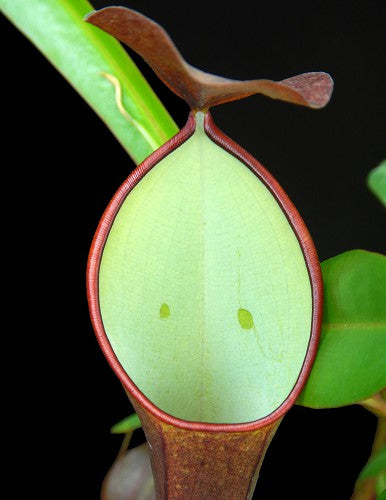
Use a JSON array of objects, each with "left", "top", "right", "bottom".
[{"left": 86, "top": 111, "right": 322, "bottom": 433}]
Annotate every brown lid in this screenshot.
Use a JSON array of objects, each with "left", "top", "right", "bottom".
[{"left": 85, "top": 7, "right": 333, "bottom": 111}]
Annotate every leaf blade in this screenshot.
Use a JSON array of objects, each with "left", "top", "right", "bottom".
[
  {"left": 358, "top": 446, "right": 386, "bottom": 482},
  {"left": 111, "top": 414, "right": 142, "bottom": 434},
  {"left": 1, "top": 0, "right": 178, "bottom": 164},
  {"left": 378, "top": 488, "right": 386, "bottom": 500},
  {"left": 297, "top": 250, "right": 386, "bottom": 408},
  {"left": 368, "top": 160, "right": 386, "bottom": 208}
]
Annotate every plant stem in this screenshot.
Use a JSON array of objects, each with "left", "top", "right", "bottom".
[
  {"left": 117, "top": 431, "right": 133, "bottom": 459},
  {"left": 361, "top": 394, "right": 386, "bottom": 419},
  {"left": 351, "top": 392, "right": 386, "bottom": 500}
]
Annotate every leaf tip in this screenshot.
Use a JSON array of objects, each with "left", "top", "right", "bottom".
[{"left": 110, "top": 414, "right": 142, "bottom": 434}]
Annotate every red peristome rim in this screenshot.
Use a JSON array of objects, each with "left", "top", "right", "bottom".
[{"left": 87, "top": 111, "right": 323, "bottom": 433}]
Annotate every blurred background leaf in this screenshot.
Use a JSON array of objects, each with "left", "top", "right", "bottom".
[
  {"left": 1, "top": 0, "right": 178, "bottom": 164},
  {"left": 101, "top": 444, "right": 155, "bottom": 500},
  {"left": 368, "top": 160, "right": 386, "bottom": 208},
  {"left": 358, "top": 446, "right": 386, "bottom": 482},
  {"left": 111, "top": 414, "right": 141, "bottom": 435}
]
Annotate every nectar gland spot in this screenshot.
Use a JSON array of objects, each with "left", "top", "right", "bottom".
[
  {"left": 160, "top": 303, "right": 170, "bottom": 319},
  {"left": 238, "top": 308, "right": 254, "bottom": 330}
]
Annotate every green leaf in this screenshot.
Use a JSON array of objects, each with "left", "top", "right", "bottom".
[
  {"left": 376, "top": 469, "right": 386, "bottom": 497},
  {"left": 378, "top": 489, "right": 386, "bottom": 500},
  {"left": 111, "top": 414, "right": 141, "bottom": 434},
  {"left": 368, "top": 160, "right": 386, "bottom": 208},
  {"left": 1, "top": 0, "right": 178, "bottom": 164},
  {"left": 358, "top": 446, "right": 386, "bottom": 481},
  {"left": 298, "top": 250, "right": 386, "bottom": 408}
]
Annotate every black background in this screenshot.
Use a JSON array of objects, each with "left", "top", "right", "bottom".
[{"left": 2, "top": 0, "right": 385, "bottom": 498}]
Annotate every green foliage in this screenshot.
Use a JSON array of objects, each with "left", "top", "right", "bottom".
[
  {"left": 358, "top": 446, "right": 386, "bottom": 481},
  {"left": 297, "top": 250, "right": 386, "bottom": 408},
  {"left": 1, "top": 0, "right": 178, "bottom": 164},
  {"left": 378, "top": 487, "right": 386, "bottom": 500},
  {"left": 110, "top": 413, "right": 142, "bottom": 434},
  {"left": 368, "top": 160, "right": 386, "bottom": 208}
]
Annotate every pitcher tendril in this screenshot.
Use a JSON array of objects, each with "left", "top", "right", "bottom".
[{"left": 101, "top": 71, "right": 161, "bottom": 151}]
